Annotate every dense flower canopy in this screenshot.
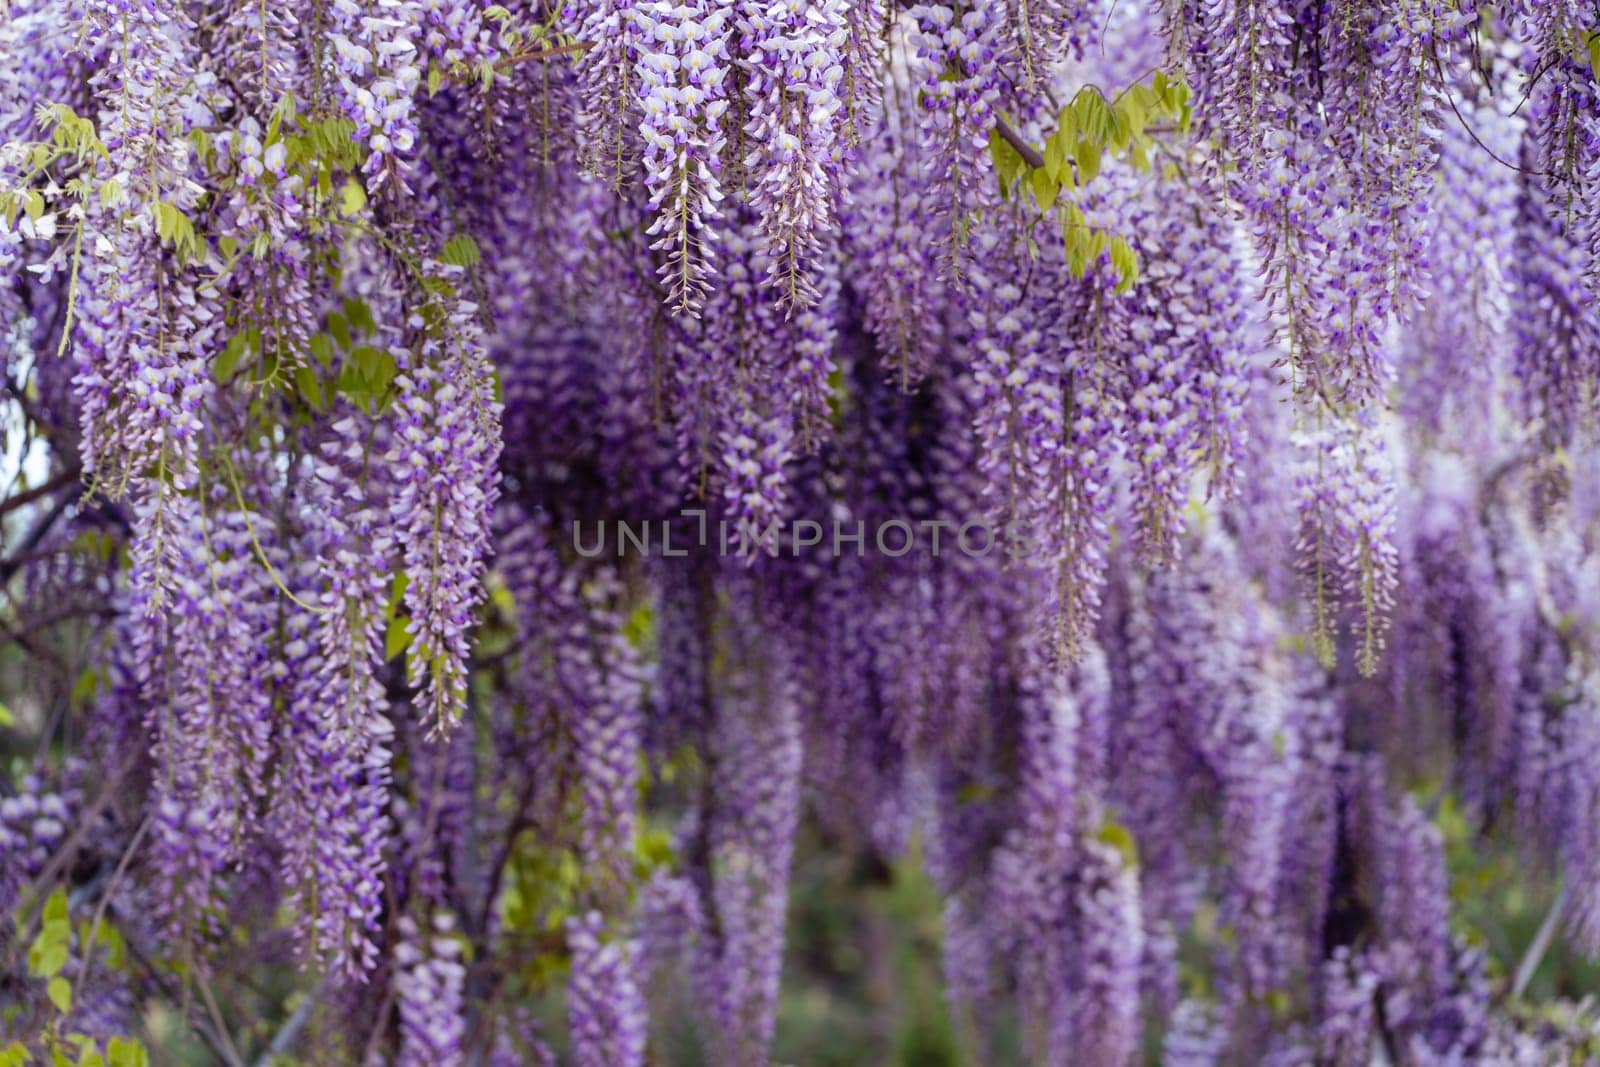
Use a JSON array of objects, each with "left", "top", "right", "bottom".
[{"left": 1, "top": 0, "right": 1599, "bottom": 1063}]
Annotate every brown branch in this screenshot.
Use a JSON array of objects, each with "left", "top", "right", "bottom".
[
  {"left": 995, "top": 118, "right": 1046, "bottom": 170},
  {"left": 0, "top": 479, "right": 85, "bottom": 585},
  {"left": 0, "top": 465, "right": 81, "bottom": 521},
  {"left": 499, "top": 40, "right": 593, "bottom": 66},
  {"left": 435, "top": 39, "right": 596, "bottom": 91}
]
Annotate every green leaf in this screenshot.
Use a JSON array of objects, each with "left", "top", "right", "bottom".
[
  {"left": 293, "top": 365, "right": 326, "bottom": 413},
  {"left": 387, "top": 572, "right": 410, "bottom": 622},
  {"left": 108, "top": 1038, "right": 148, "bottom": 1067},
  {"left": 344, "top": 297, "right": 377, "bottom": 335},
  {"left": 71, "top": 668, "right": 100, "bottom": 706},
  {"left": 336, "top": 362, "right": 371, "bottom": 405},
  {"left": 1074, "top": 90, "right": 1116, "bottom": 144},
  {"left": 1111, "top": 94, "right": 1143, "bottom": 150},
  {"left": 987, "top": 128, "right": 1026, "bottom": 193},
  {"left": 23, "top": 190, "right": 45, "bottom": 220},
  {"left": 0, "top": 702, "right": 13, "bottom": 728},
  {"left": 353, "top": 346, "right": 397, "bottom": 392},
  {"left": 354, "top": 344, "right": 382, "bottom": 380},
  {"left": 1128, "top": 139, "right": 1151, "bottom": 173},
  {"left": 1075, "top": 139, "right": 1101, "bottom": 184},
  {"left": 385, "top": 615, "right": 412, "bottom": 662},
  {"left": 327, "top": 312, "right": 352, "bottom": 351},
  {"left": 28, "top": 887, "right": 73, "bottom": 978},
  {"left": 1588, "top": 30, "right": 1600, "bottom": 82},
  {"left": 1030, "top": 167, "right": 1060, "bottom": 213},
  {"left": 1, "top": 1043, "right": 29, "bottom": 1067},
  {"left": 622, "top": 601, "right": 655, "bottom": 649},
  {"left": 47, "top": 976, "right": 71, "bottom": 1013},
  {"left": 1097, "top": 818, "right": 1140, "bottom": 868},
  {"left": 1061, "top": 203, "right": 1090, "bottom": 278},
  {"left": 440, "top": 234, "right": 481, "bottom": 269},
  {"left": 29, "top": 937, "right": 68, "bottom": 979},
  {"left": 339, "top": 179, "right": 367, "bottom": 218},
  {"left": 309, "top": 332, "right": 336, "bottom": 367},
  {"left": 214, "top": 332, "right": 248, "bottom": 382},
  {"left": 1110, "top": 236, "right": 1139, "bottom": 294},
  {"left": 151, "top": 201, "right": 200, "bottom": 263},
  {"left": 88, "top": 921, "right": 126, "bottom": 972},
  {"left": 1043, "top": 131, "right": 1069, "bottom": 184},
  {"left": 44, "top": 888, "right": 68, "bottom": 925},
  {"left": 420, "top": 275, "right": 458, "bottom": 299}
]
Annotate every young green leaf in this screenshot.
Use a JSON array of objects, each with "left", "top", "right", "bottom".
[
  {"left": 214, "top": 332, "right": 249, "bottom": 382},
  {"left": 309, "top": 331, "right": 336, "bottom": 367},
  {"left": 107, "top": 1039, "right": 148, "bottom": 1067},
  {"left": 385, "top": 614, "right": 413, "bottom": 662},
  {"left": 344, "top": 297, "right": 377, "bottom": 335},
  {"left": 340, "top": 179, "right": 367, "bottom": 218},
  {"left": 441, "top": 234, "right": 482, "bottom": 268},
  {"left": 1110, "top": 236, "right": 1139, "bottom": 294},
  {"left": 1031, "top": 167, "right": 1060, "bottom": 212},
  {"left": 987, "top": 128, "right": 1026, "bottom": 193},
  {"left": 293, "top": 365, "right": 326, "bottom": 413}
]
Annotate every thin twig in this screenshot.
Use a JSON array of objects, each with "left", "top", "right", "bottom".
[
  {"left": 116, "top": 922, "right": 242, "bottom": 1067},
  {"left": 75, "top": 814, "right": 152, "bottom": 994},
  {"left": 1430, "top": 49, "right": 1549, "bottom": 178},
  {"left": 253, "top": 977, "right": 327, "bottom": 1067},
  {"left": 1513, "top": 880, "right": 1569, "bottom": 999},
  {"left": 196, "top": 972, "right": 247, "bottom": 1067},
  {"left": 9, "top": 761, "right": 132, "bottom": 950}
]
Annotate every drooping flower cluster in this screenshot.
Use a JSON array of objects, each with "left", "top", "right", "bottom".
[
  {"left": 387, "top": 257, "right": 503, "bottom": 728},
  {"left": 394, "top": 913, "right": 468, "bottom": 1066},
  {"left": 1295, "top": 414, "right": 1400, "bottom": 673},
  {"left": 905, "top": 3, "right": 1010, "bottom": 277},
  {"left": 270, "top": 421, "right": 395, "bottom": 976},
  {"left": 737, "top": 0, "right": 849, "bottom": 305},
  {"left": 635, "top": 0, "right": 734, "bottom": 312},
  {"left": 138, "top": 486, "right": 277, "bottom": 947},
  {"left": 326, "top": 0, "right": 425, "bottom": 191},
  {"left": 566, "top": 912, "right": 648, "bottom": 1067}
]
